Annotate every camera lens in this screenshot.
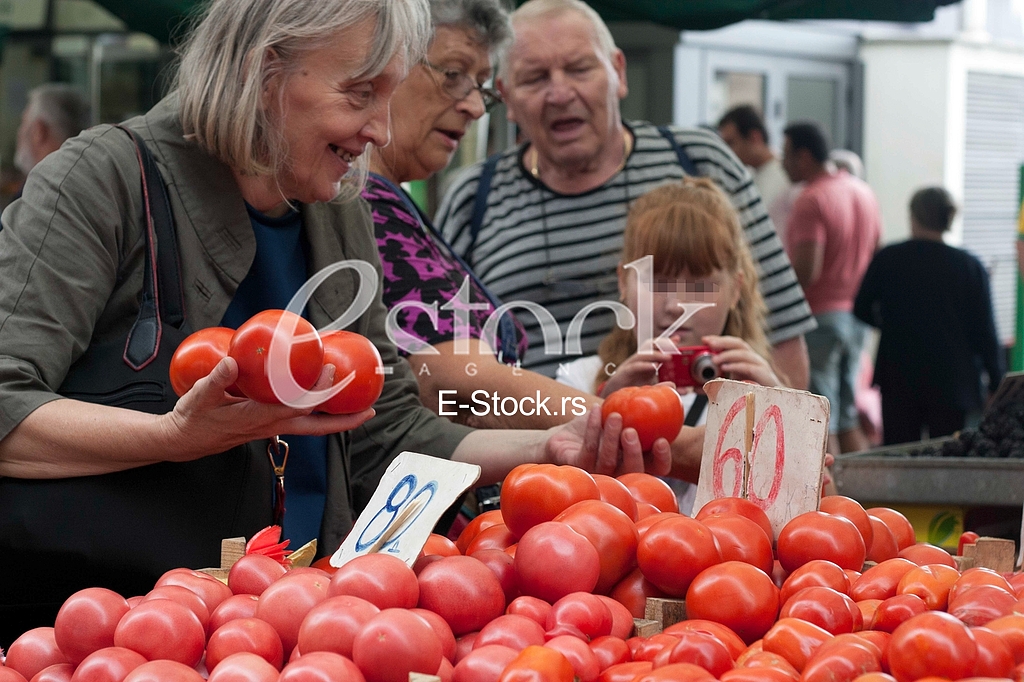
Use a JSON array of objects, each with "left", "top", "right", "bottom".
[{"left": 692, "top": 353, "right": 719, "bottom": 383}]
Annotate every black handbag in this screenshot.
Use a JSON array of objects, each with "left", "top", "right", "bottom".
[{"left": 0, "top": 128, "right": 271, "bottom": 641}]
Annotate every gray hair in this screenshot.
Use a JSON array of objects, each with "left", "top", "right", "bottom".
[
  {"left": 175, "top": 0, "right": 431, "bottom": 179},
  {"left": 26, "top": 84, "right": 91, "bottom": 141},
  {"left": 502, "top": 0, "right": 616, "bottom": 75},
  {"left": 430, "top": 0, "right": 511, "bottom": 55}
]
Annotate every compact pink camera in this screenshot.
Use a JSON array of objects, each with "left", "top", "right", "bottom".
[{"left": 658, "top": 345, "right": 720, "bottom": 389}]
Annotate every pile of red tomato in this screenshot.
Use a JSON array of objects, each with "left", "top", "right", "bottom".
[
  {"left": 5, "top": 463, "right": 1024, "bottom": 682},
  {"left": 169, "top": 309, "right": 384, "bottom": 414}
]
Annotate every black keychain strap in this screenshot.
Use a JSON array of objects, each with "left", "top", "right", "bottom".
[{"left": 114, "top": 125, "right": 185, "bottom": 369}]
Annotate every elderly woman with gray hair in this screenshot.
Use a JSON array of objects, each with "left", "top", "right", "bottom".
[
  {"left": 0, "top": 0, "right": 668, "bottom": 639},
  {"left": 365, "top": 0, "right": 596, "bottom": 429}
]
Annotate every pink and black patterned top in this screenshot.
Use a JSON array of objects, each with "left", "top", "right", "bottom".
[{"left": 362, "top": 174, "right": 527, "bottom": 360}]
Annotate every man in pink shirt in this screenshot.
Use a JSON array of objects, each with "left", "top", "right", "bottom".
[{"left": 783, "top": 122, "right": 880, "bottom": 455}]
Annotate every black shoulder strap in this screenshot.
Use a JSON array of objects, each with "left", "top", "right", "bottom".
[
  {"left": 657, "top": 125, "right": 700, "bottom": 177},
  {"left": 114, "top": 125, "right": 184, "bottom": 369},
  {"left": 469, "top": 152, "right": 501, "bottom": 260},
  {"left": 685, "top": 394, "right": 709, "bottom": 427}
]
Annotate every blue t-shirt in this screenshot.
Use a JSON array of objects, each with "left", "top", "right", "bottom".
[{"left": 221, "top": 204, "right": 328, "bottom": 548}]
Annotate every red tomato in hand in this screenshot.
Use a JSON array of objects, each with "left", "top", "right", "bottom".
[
  {"left": 54, "top": 588, "right": 130, "bottom": 665},
  {"left": 228, "top": 309, "right": 323, "bottom": 404},
  {"left": 500, "top": 464, "right": 600, "bottom": 539},
  {"left": 601, "top": 386, "right": 683, "bottom": 451},
  {"left": 316, "top": 331, "right": 383, "bottom": 414},
  {"left": 169, "top": 327, "right": 235, "bottom": 396}
]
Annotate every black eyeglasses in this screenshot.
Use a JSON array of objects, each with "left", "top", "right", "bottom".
[{"left": 422, "top": 61, "right": 502, "bottom": 112}]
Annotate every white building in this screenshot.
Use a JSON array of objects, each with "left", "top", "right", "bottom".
[{"left": 663, "top": 0, "right": 1024, "bottom": 346}]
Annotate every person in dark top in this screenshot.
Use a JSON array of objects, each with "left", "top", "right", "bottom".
[{"left": 854, "top": 187, "right": 1004, "bottom": 444}]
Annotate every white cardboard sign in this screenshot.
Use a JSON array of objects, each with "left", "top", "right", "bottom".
[
  {"left": 330, "top": 451, "right": 481, "bottom": 568},
  {"left": 692, "top": 379, "right": 829, "bottom": 538}
]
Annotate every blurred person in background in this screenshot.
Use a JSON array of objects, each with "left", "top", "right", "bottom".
[
  {"left": 717, "top": 105, "right": 790, "bottom": 211},
  {"left": 436, "top": 0, "right": 815, "bottom": 391},
  {"left": 783, "top": 121, "right": 879, "bottom": 455},
  {"left": 11, "top": 83, "right": 90, "bottom": 202},
  {"left": 854, "top": 187, "right": 1004, "bottom": 445},
  {"left": 364, "top": 0, "right": 596, "bottom": 429}
]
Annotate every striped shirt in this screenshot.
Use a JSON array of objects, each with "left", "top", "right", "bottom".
[{"left": 436, "top": 121, "right": 816, "bottom": 377}]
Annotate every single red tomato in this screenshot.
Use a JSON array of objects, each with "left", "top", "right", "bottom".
[
  {"left": 228, "top": 553, "right": 287, "bottom": 596},
  {"left": 465, "top": 525, "right": 518, "bottom": 556},
  {"left": 278, "top": 651, "right": 365, "bottom": 682},
  {"left": 555, "top": 500, "right": 639, "bottom": 594},
  {"left": 505, "top": 596, "right": 552, "bottom": 627},
  {"left": 69, "top": 646, "right": 146, "bottom": 682},
  {"left": 592, "top": 475, "right": 639, "bottom": 522},
  {"left": 850, "top": 559, "right": 918, "bottom": 602},
  {"left": 452, "top": 645, "right": 518, "bottom": 682},
  {"left": 28, "top": 663, "right": 74, "bottom": 682},
  {"left": 866, "top": 516, "right": 899, "bottom": 564},
  {"left": 800, "top": 640, "right": 880, "bottom": 682},
  {"left": 637, "top": 516, "right": 721, "bottom": 597},
  {"left": 206, "top": 618, "right": 284, "bottom": 671},
  {"left": 948, "top": 584, "right": 1017, "bottom": 627},
  {"left": 779, "top": 560, "right": 852, "bottom": 604},
  {"left": 896, "top": 563, "right": 960, "bottom": 610},
  {"left": 780, "top": 586, "right": 860, "bottom": 635},
  {"left": 544, "top": 636, "right": 600, "bottom": 682},
  {"left": 228, "top": 309, "right": 323, "bottom": 404},
  {"left": 113, "top": 599, "right": 205, "bottom": 668},
  {"left": 546, "top": 593, "right": 612, "bottom": 641},
  {"left": 454, "top": 634, "right": 479, "bottom": 666},
  {"left": 695, "top": 498, "right": 774, "bottom": 552},
  {"left": 327, "top": 553, "right": 418, "bottom": 610},
  {"left": 316, "top": 330, "right": 383, "bottom": 414},
  {"left": 635, "top": 504, "right": 662, "bottom": 521},
  {"left": 686, "top": 561, "right": 780, "bottom": 644},
  {"left": 589, "top": 636, "right": 630, "bottom": 671},
  {"left": 761, "top": 618, "right": 833, "bottom": 672},
  {"left": 855, "top": 599, "right": 881, "bottom": 627},
  {"left": 418, "top": 555, "right": 507, "bottom": 636},
  {"left": 601, "top": 385, "right": 683, "bottom": 451},
  {"left": 209, "top": 594, "right": 261, "bottom": 633},
  {"left": 864, "top": 508, "right": 916, "bottom": 551},
  {"left": 897, "top": 543, "right": 956, "bottom": 568},
  {"left": 54, "top": 588, "right": 131, "bottom": 665},
  {"left": 949, "top": 568, "right": 1014, "bottom": 605},
  {"left": 206, "top": 652, "right": 281, "bottom": 682},
  {"left": 616, "top": 474, "right": 678, "bottom": 514},
  {"left": 0, "top": 670, "right": 28, "bottom": 682},
  {"left": 499, "top": 464, "right": 600, "bottom": 539},
  {"left": 663, "top": 620, "right": 746, "bottom": 661},
  {"left": 652, "top": 631, "right": 733, "bottom": 678},
  {"left": 630, "top": 634, "right": 679, "bottom": 663},
  {"left": 700, "top": 514, "right": 774, "bottom": 576},
  {"left": 5, "top": 628, "right": 69, "bottom": 682},
  {"left": 984, "top": 614, "right": 1024, "bottom": 664},
  {"left": 121, "top": 660, "right": 203, "bottom": 682},
  {"left": 971, "top": 626, "right": 1015, "bottom": 678},
  {"left": 473, "top": 614, "right": 546, "bottom": 652},
  {"left": 352, "top": 609, "right": 442, "bottom": 682},
  {"left": 498, "top": 645, "right": 575, "bottom": 682},
  {"left": 423, "top": 533, "right": 461, "bottom": 558},
  {"left": 596, "top": 596, "right": 634, "bottom": 641},
  {"left": 514, "top": 522, "right": 601, "bottom": 603},
  {"left": 634, "top": 512, "right": 680, "bottom": 541},
  {"left": 608, "top": 568, "right": 667, "bottom": 619},
  {"left": 154, "top": 568, "right": 233, "bottom": 613},
  {"left": 254, "top": 570, "right": 330, "bottom": 656},
  {"left": 959, "top": 531, "right": 981, "bottom": 556},
  {"left": 169, "top": 326, "right": 235, "bottom": 396},
  {"left": 819, "top": 496, "right": 873, "bottom": 552},
  {"left": 869, "top": 593, "right": 928, "bottom": 633},
  {"left": 776, "top": 512, "right": 866, "bottom": 573},
  {"left": 411, "top": 608, "right": 458, "bottom": 663},
  {"left": 455, "top": 510, "right": 504, "bottom": 555},
  {"left": 887, "top": 611, "right": 977, "bottom": 682}
]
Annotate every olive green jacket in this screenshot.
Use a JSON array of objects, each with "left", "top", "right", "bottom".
[{"left": 0, "top": 95, "right": 471, "bottom": 553}]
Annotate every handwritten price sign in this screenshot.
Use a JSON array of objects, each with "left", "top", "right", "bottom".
[
  {"left": 693, "top": 379, "right": 829, "bottom": 538},
  {"left": 330, "top": 452, "right": 481, "bottom": 568}
]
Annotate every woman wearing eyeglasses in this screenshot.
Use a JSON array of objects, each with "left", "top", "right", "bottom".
[{"left": 364, "top": 0, "right": 596, "bottom": 429}]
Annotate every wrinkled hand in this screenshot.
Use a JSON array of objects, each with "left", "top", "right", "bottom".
[
  {"left": 544, "top": 407, "right": 671, "bottom": 476},
  {"left": 163, "top": 356, "right": 374, "bottom": 460},
  {"left": 704, "top": 335, "right": 782, "bottom": 388}
]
